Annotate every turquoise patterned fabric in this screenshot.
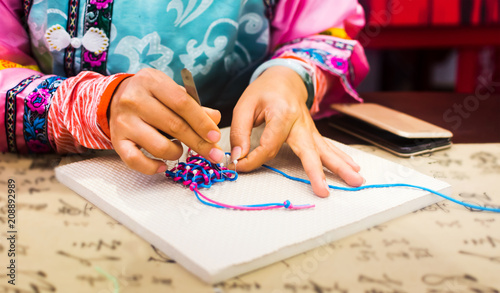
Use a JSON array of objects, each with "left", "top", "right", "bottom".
[{"left": 27, "top": 0, "right": 270, "bottom": 108}]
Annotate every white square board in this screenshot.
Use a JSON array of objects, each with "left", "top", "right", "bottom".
[{"left": 55, "top": 127, "right": 451, "bottom": 283}]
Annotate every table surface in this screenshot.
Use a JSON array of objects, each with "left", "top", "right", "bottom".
[{"left": 1, "top": 92, "right": 500, "bottom": 292}]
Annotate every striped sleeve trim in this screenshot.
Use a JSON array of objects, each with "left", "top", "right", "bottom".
[
  {"left": 48, "top": 72, "right": 127, "bottom": 153},
  {"left": 97, "top": 74, "right": 133, "bottom": 139},
  {"left": 4, "top": 74, "right": 42, "bottom": 152}
]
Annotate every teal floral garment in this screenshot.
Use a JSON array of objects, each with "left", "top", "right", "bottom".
[{"left": 28, "top": 0, "right": 270, "bottom": 108}]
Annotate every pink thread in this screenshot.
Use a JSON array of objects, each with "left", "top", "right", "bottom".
[{"left": 165, "top": 150, "right": 314, "bottom": 211}]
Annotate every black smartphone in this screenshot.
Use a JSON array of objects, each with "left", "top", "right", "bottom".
[{"left": 328, "top": 104, "right": 453, "bottom": 157}]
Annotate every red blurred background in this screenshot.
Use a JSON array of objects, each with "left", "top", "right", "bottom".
[{"left": 356, "top": 0, "right": 500, "bottom": 94}]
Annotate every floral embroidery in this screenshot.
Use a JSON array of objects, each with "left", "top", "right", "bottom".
[
  {"left": 275, "top": 37, "right": 358, "bottom": 97},
  {"left": 83, "top": 51, "right": 107, "bottom": 67},
  {"left": 288, "top": 47, "right": 357, "bottom": 96},
  {"left": 5, "top": 75, "right": 41, "bottom": 153},
  {"left": 90, "top": 0, "right": 113, "bottom": 10},
  {"left": 273, "top": 36, "right": 360, "bottom": 100},
  {"left": 81, "top": 0, "right": 114, "bottom": 73},
  {"left": 26, "top": 134, "right": 51, "bottom": 153},
  {"left": 289, "top": 48, "right": 350, "bottom": 75},
  {"left": 23, "top": 76, "right": 66, "bottom": 153},
  {"left": 330, "top": 56, "right": 348, "bottom": 72},
  {"left": 26, "top": 89, "right": 50, "bottom": 115}
]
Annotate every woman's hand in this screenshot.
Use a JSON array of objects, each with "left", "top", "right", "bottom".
[
  {"left": 108, "top": 68, "right": 224, "bottom": 175},
  {"left": 230, "top": 66, "right": 364, "bottom": 197}
]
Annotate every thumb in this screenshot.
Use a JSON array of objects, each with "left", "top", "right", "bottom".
[{"left": 230, "top": 104, "right": 255, "bottom": 161}]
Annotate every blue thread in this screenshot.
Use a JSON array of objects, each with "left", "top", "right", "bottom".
[
  {"left": 166, "top": 153, "right": 315, "bottom": 210},
  {"left": 284, "top": 200, "right": 292, "bottom": 208},
  {"left": 168, "top": 153, "right": 500, "bottom": 213},
  {"left": 262, "top": 164, "right": 500, "bottom": 213}
]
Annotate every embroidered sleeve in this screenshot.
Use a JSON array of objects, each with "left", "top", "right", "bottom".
[
  {"left": 0, "top": 1, "right": 126, "bottom": 154},
  {"left": 1, "top": 68, "right": 45, "bottom": 153},
  {"left": 271, "top": 35, "right": 368, "bottom": 119},
  {"left": 267, "top": 0, "right": 370, "bottom": 119},
  {"left": 0, "top": 68, "right": 130, "bottom": 154}
]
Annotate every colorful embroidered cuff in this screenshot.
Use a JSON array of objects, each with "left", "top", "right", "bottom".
[
  {"left": 250, "top": 58, "right": 315, "bottom": 109},
  {"left": 24, "top": 76, "right": 66, "bottom": 153},
  {"left": 272, "top": 35, "right": 362, "bottom": 103},
  {"left": 97, "top": 74, "right": 134, "bottom": 139}
]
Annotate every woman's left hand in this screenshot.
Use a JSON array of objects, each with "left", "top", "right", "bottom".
[{"left": 230, "top": 66, "right": 364, "bottom": 197}]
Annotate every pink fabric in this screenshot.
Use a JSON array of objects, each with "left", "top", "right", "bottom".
[
  {"left": 272, "top": 0, "right": 369, "bottom": 119},
  {"left": 0, "top": 0, "right": 37, "bottom": 66},
  {"left": 48, "top": 71, "right": 118, "bottom": 153},
  {"left": 0, "top": 68, "right": 46, "bottom": 153},
  {"left": 271, "top": 0, "right": 366, "bottom": 47}
]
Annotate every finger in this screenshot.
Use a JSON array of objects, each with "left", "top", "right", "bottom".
[
  {"left": 127, "top": 123, "right": 183, "bottom": 160},
  {"left": 135, "top": 97, "right": 223, "bottom": 163},
  {"left": 315, "top": 134, "right": 364, "bottom": 187},
  {"left": 114, "top": 139, "right": 167, "bottom": 175},
  {"left": 288, "top": 129, "right": 330, "bottom": 197},
  {"left": 147, "top": 73, "right": 221, "bottom": 143},
  {"left": 324, "top": 139, "right": 361, "bottom": 172},
  {"left": 235, "top": 118, "right": 290, "bottom": 172},
  {"left": 230, "top": 101, "right": 257, "bottom": 160}
]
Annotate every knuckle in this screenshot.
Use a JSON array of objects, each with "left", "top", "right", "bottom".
[
  {"left": 118, "top": 93, "right": 139, "bottom": 109},
  {"left": 328, "top": 162, "right": 342, "bottom": 174},
  {"left": 152, "top": 140, "right": 171, "bottom": 156},
  {"left": 195, "top": 139, "right": 209, "bottom": 154},
  {"left": 113, "top": 116, "right": 129, "bottom": 132},
  {"left": 229, "top": 126, "right": 245, "bottom": 139},
  {"left": 170, "top": 94, "right": 189, "bottom": 111},
  {"left": 135, "top": 69, "right": 161, "bottom": 88},
  {"left": 264, "top": 146, "right": 279, "bottom": 160},
  {"left": 168, "top": 116, "right": 188, "bottom": 135},
  {"left": 123, "top": 151, "right": 152, "bottom": 174},
  {"left": 280, "top": 106, "right": 299, "bottom": 121},
  {"left": 136, "top": 68, "right": 157, "bottom": 78}
]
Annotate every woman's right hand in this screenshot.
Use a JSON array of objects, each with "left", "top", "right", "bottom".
[{"left": 108, "top": 68, "right": 224, "bottom": 175}]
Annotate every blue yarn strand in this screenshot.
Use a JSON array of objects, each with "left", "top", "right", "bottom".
[{"left": 262, "top": 164, "right": 500, "bottom": 213}]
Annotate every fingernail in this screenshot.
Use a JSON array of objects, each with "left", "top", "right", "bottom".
[
  {"left": 207, "top": 130, "right": 220, "bottom": 143},
  {"left": 209, "top": 148, "right": 224, "bottom": 163},
  {"left": 323, "top": 179, "right": 330, "bottom": 191},
  {"left": 231, "top": 146, "right": 242, "bottom": 161},
  {"left": 157, "top": 164, "right": 167, "bottom": 173},
  {"left": 324, "top": 179, "right": 331, "bottom": 195}
]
